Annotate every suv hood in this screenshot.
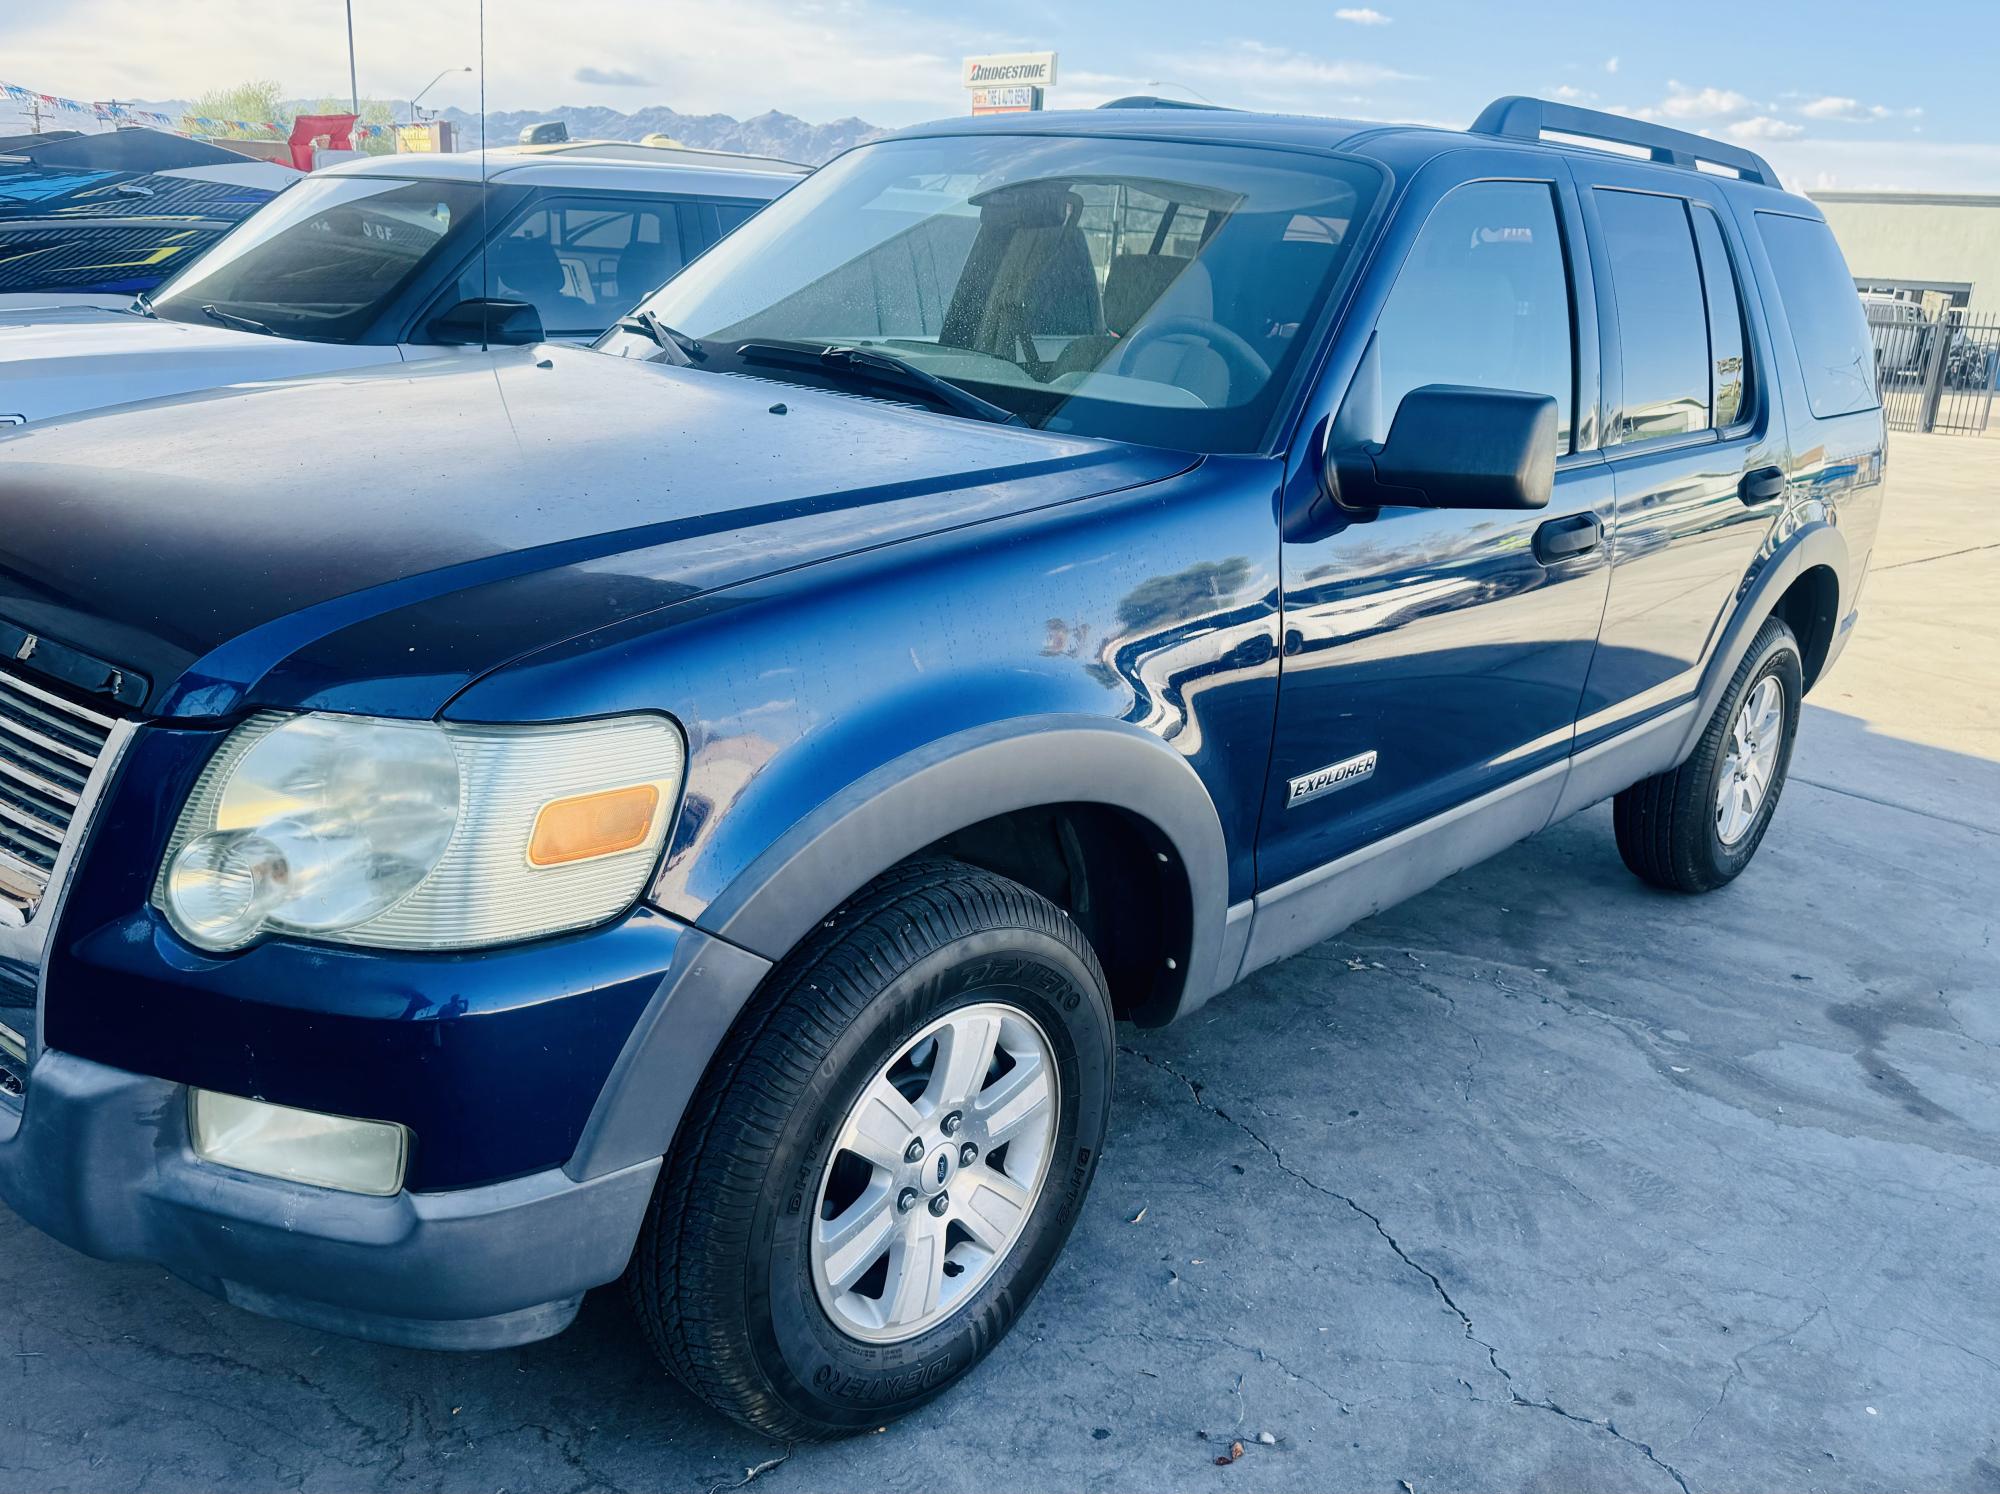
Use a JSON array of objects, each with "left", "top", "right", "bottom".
[
  {"left": 0, "top": 312, "right": 400, "bottom": 426},
  {"left": 0, "top": 345, "right": 1193, "bottom": 719}
]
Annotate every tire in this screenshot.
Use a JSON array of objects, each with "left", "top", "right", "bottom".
[
  {"left": 629, "top": 858, "right": 1115, "bottom": 1439},
  {"left": 1613, "top": 614, "right": 1804, "bottom": 893}
]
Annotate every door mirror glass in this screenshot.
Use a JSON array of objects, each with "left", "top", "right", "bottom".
[
  {"left": 1329, "top": 384, "right": 1556, "bottom": 511},
  {"left": 426, "top": 297, "right": 545, "bottom": 347}
]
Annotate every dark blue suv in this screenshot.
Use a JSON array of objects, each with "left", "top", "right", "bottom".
[{"left": 0, "top": 97, "right": 1883, "bottom": 1437}]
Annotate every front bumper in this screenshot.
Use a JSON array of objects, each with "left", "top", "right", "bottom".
[{"left": 0, "top": 1049, "right": 660, "bottom": 1349}]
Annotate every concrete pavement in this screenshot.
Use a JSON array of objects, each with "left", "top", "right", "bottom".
[{"left": 3, "top": 433, "right": 1996, "bottom": 1493}]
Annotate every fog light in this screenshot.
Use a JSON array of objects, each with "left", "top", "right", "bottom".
[{"left": 190, "top": 1090, "right": 408, "bottom": 1196}]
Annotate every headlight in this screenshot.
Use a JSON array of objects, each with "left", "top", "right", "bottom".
[{"left": 156, "top": 711, "right": 683, "bottom": 951}]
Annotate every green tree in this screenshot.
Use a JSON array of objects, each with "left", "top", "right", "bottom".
[{"left": 182, "top": 81, "right": 285, "bottom": 139}]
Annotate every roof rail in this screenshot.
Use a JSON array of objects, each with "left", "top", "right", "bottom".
[
  {"left": 1470, "top": 95, "right": 1780, "bottom": 188},
  {"left": 1097, "top": 95, "right": 1231, "bottom": 111}
]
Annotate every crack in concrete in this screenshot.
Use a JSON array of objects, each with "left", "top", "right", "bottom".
[
  {"left": 1791, "top": 777, "right": 2000, "bottom": 838},
  {"left": 1678, "top": 1305, "right": 1826, "bottom": 1451},
  {"left": 1119, "top": 1042, "right": 1695, "bottom": 1494},
  {"left": 1872, "top": 538, "right": 2000, "bottom": 572}
]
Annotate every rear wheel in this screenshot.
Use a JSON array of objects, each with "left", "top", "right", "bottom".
[
  {"left": 630, "top": 859, "right": 1114, "bottom": 1439},
  {"left": 1613, "top": 615, "right": 1803, "bottom": 892}
]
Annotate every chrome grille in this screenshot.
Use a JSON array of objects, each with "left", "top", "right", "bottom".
[{"left": 0, "top": 665, "right": 115, "bottom": 925}]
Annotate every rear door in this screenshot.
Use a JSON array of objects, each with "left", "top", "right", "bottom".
[
  {"left": 1258, "top": 156, "right": 1614, "bottom": 888},
  {"left": 1565, "top": 162, "right": 1788, "bottom": 750}
]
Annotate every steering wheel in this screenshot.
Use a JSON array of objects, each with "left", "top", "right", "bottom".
[{"left": 1114, "top": 314, "right": 1272, "bottom": 400}]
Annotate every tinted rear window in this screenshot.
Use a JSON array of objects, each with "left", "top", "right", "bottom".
[{"left": 1756, "top": 213, "right": 1878, "bottom": 418}]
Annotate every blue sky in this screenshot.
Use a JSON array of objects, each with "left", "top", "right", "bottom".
[{"left": 5, "top": 0, "right": 1995, "bottom": 189}]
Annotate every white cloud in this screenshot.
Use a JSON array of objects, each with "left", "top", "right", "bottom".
[
  {"left": 1604, "top": 56, "right": 1619, "bottom": 74},
  {"left": 575, "top": 66, "right": 651, "bottom": 88},
  {"left": 1725, "top": 115, "right": 1805, "bottom": 142},
  {"left": 1798, "top": 95, "right": 1923, "bottom": 123},
  {"left": 1767, "top": 139, "right": 2000, "bottom": 194},
  {"left": 1334, "top": 7, "right": 1392, "bottom": 23},
  {"left": 1549, "top": 84, "right": 1595, "bottom": 102},
  {"left": 0, "top": 0, "right": 993, "bottom": 125},
  {"left": 1146, "top": 39, "right": 1416, "bottom": 106},
  {"left": 1658, "top": 82, "right": 1754, "bottom": 120}
]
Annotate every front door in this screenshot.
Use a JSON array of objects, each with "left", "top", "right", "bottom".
[{"left": 1259, "top": 167, "right": 1612, "bottom": 889}]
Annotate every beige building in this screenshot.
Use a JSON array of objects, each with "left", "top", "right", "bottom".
[{"left": 1812, "top": 191, "right": 2000, "bottom": 315}]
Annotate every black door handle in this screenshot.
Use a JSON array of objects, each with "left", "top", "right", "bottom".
[
  {"left": 1533, "top": 512, "right": 1602, "bottom": 565},
  {"left": 1740, "top": 465, "right": 1786, "bottom": 505}
]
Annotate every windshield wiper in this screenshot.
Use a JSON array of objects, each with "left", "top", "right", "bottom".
[
  {"left": 733, "top": 340, "right": 1023, "bottom": 426},
  {"left": 128, "top": 291, "right": 156, "bottom": 318},
  {"left": 200, "top": 303, "right": 276, "bottom": 337},
  {"left": 616, "top": 310, "right": 703, "bottom": 367}
]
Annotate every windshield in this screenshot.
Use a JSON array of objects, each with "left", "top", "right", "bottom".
[
  {"left": 151, "top": 176, "right": 484, "bottom": 343},
  {"left": 607, "top": 134, "right": 1379, "bottom": 452}
]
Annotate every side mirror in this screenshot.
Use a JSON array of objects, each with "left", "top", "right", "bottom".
[
  {"left": 1328, "top": 385, "right": 1557, "bottom": 513},
  {"left": 426, "top": 297, "right": 545, "bottom": 347}
]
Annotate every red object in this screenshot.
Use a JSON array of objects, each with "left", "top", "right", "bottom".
[{"left": 287, "top": 112, "right": 358, "bottom": 171}]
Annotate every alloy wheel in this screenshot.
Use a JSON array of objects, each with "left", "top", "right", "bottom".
[{"left": 810, "top": 1001, "right": 1059, "bottom": 1344}]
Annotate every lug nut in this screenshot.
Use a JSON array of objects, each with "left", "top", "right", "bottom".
[
  {"left": 959, "top": 1142, "right": 978, "bottom": 1166},
  {"left": 928, "top": 1192, "right": 950, "bottom": 1217},
  {"left": 904, "top": 1138, "right": 925, "bottom": 1163},
  {"left": 897, "top": 1187, "right": 920, "bottom": 1213},
  {"left": 941, "top": 1110, "right": 963, "bottom": 1136}
]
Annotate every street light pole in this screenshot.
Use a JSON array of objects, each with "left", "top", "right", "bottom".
[
  {"left": 408, "top": 66, "right": 471, "bottom": 125},
  {"left": 345, "top": 0, "right": 359, "bottom": 114}
]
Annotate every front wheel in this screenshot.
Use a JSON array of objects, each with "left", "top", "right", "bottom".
[
  {"left": 1613, "top": 614, "right": 1804, "bottom": 893},
  {"left": 630, "top": 859, "right": 1114, "bottom": 1439}
]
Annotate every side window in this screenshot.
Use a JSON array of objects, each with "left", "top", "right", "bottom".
[
  {"left": 680, "top": 200, "right": 765, "bottom": 260},
  {"left": 1756, "top": 212, "right": 1879, "bottom": 419},
  {"left": 1372, "top": 180, "right": 1575, "bottom": 451},
  {"left": 712, "top": 201, "right": 762, "bottom": 237},
  {"left": 1595, "top": 189, "right": 1709, "bottom": 443},
  {"left": 1690, "top": 205, "right": 1754, "bottom": 428},
  {"left": 460, "top": 195, "right": 684, "bottom": 337}
]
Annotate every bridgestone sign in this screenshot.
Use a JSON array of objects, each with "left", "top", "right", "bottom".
[{"left": 962, "top": 52, "right": 1058, "bottom": 89}]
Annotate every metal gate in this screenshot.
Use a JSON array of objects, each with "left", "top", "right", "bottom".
[{"left": 1868, "top": 305, "right": 2000, "bottom": 435}]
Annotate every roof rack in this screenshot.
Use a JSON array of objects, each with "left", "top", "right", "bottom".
[
  {"left": 1097, "top": 95, "right": 1231, "bottom": 111},
  {"left": 1470, "top": 95, "right": 1780, "bottom": 188}
]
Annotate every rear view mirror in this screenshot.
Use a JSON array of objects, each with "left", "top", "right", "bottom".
[
  {"left": 427, "top": 297, "right": 545, "bottom": 347},
  {"left": 1329, "top": 385, "right": 1556, "bottom": 512}
]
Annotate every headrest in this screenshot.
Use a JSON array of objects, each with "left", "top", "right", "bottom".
[
  {"left": 492, "top": 234, "right": 563, "bottom": 296},
  {"left": 1104, "top": 252, "right": 1212, "bottom": 333}
]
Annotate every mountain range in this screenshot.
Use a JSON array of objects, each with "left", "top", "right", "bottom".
[{"left": 430, "top": 104, "right": 886, "bottom": 165}]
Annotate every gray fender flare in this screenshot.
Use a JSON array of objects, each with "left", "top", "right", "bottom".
[
  {"left": 567, "top": 717, "right": 1229, "bottom": 1182},
  {"left": 1672, "top": 520, "right": 1850, "bottom": 764}
]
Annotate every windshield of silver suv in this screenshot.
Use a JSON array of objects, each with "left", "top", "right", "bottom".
[
  {"left": 148, "top": 175, "right": 485, "bottom": 343},
  {"left": 601, "top": 133, "right": 1380, "bottom": 452}
]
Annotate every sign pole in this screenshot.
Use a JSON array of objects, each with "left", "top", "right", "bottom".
[{"left": 345, "top": 0, "right": 360, "bottom": 114}]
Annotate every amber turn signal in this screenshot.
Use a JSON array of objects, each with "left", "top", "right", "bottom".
[{"left": 527, "top": 783, "right": 662, "bottom": 867}]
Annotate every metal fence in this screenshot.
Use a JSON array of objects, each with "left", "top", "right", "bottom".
[{"left": 1867, "top": 305, "right": 2000, "bottom": 435}]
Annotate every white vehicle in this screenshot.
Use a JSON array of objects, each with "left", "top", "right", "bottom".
[{"left": 0, "top": 145, "right": 803, "bottom": 427}]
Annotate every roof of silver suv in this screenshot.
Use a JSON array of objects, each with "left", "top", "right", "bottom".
[{"left": 315, "top": 144, "right": 808, "bottom": 198}]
